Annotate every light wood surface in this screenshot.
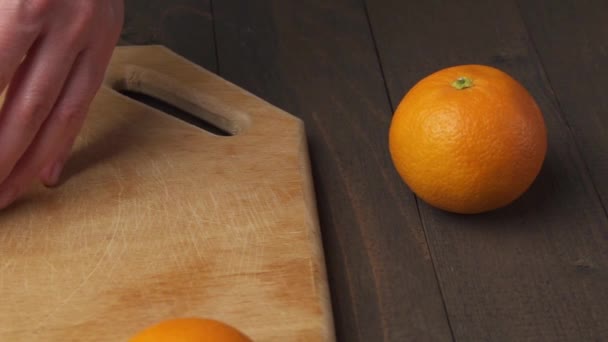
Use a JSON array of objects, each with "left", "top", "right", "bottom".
[{"left": 0, "top": 45, "right": 334, "bottom": 341}]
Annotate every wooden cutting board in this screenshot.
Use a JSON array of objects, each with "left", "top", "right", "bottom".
[{"left": 0, "top": 46, "right": 335, "bottom": 341}]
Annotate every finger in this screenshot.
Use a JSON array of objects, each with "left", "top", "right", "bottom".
[
  {"left": 0, "top": 5, "right": 40, "bottom": 93},
  {"left": 0, "top": 48, "right": 106, "bottom": 208},
  {"left": 40, "top": 43, "right": 117, "bottom": 187},
  {"left": 0, "top": 35, "right": 78, "bottom": 184}
]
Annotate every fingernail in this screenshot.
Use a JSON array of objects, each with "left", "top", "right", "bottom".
[
  {"left": 48, "top": 162, "right": 64, "bottom": 186},
  {"left": 0, "top": 188, "right": 17, "bottom": 209}
]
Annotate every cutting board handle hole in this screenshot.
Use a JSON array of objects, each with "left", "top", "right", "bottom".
[
  {"left": 119, "top": 90, "right": 232, "bottom": 136},
  {"left": 111, "top": 65, "right": 249, "bottom": 136}
]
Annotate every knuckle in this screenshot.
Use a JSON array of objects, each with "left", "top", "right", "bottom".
[
  {"left": 73, "top": 2, "right": 96, "bottom": 27},
  {"left": 19, "top": 0, "right": 53, "bottom": 21},
  {"left": 64, "top": 3, "right": 96, "bottom": 43},
  {"left": 54, "top": 105, "right": 83, "bottom": 125}
]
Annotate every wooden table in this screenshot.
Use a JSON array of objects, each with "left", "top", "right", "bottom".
[{"left": 121, "top": 1, "right": 608, "bottom": 341}]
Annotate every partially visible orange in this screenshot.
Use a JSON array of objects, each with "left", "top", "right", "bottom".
[
  {"left": 389, "top": 65, "right": 547, "bottom": 214},
  {"left": 128, "top": 317, "right": 252, "bottom": 342}
]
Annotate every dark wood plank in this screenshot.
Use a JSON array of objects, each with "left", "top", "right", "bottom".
[
  {"left": 366, "top": 1, "right": 608, "bottom": 340},
  {"left": 120, "top": 0, "right": 217, "bottom": 71},
  {"left": 212, "top": 1, "right": 453, "bottom": 341},
  {"left": 518, "top": 1, "right": 608, "bottom": 214}
]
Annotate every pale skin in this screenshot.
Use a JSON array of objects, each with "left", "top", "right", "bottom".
[{"left": 0, "top": 0, "right": 124, "bottom": 209}]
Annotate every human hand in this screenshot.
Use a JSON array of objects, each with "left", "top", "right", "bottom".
[{"left": 0, "top": 0, "right": 124, "bottom": 208}]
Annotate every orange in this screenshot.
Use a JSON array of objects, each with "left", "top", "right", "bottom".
[
  {"left": 128, "top": 317, "right": 253, "bottom": 342},
  {"left": 388, "top": 65, "right": 547, "bottom": 214}
]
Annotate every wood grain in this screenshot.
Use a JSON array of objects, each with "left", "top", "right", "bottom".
[
  {"left": 0, "top": 46, "right": 334, "bottom": 341},
  {"left": 366, "top": 0, "right": 608, "bottom": 340},
  {"left": 518, "top": 0, "right": 608, "bottom": 214},
  {"left": 212, "top": 1, "right": 454, "bottom": 341}
]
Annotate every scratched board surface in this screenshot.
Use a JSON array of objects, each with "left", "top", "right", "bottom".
[{"left": 0, "top": 46, "right": 334, "bottom": 341}]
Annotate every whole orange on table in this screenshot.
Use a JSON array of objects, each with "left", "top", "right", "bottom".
[
  {"left": 128, "top": 317, "right": 253, "bottom": 342},
  {"left": 389, "top": 65, "right": 547, "bottom": 214}
]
